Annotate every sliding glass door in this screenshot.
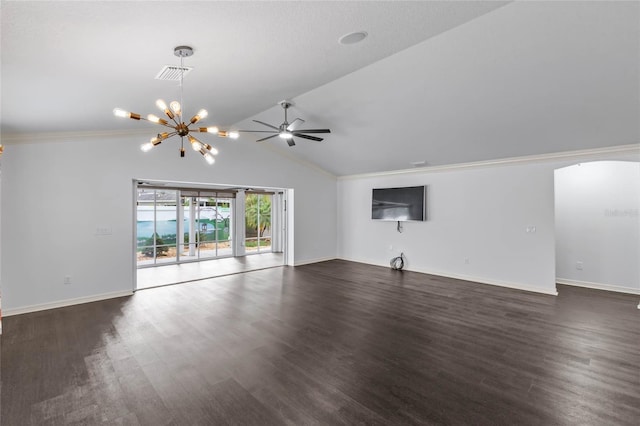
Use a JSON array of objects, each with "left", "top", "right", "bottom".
[{"left": 137, "top": 187, "right": 234, "bottom": 267}]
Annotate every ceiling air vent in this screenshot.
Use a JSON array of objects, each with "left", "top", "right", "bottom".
[{"left": 155, "top": 65, "right": 193, "bottom": 81}]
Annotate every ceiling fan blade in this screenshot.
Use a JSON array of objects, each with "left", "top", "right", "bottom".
[
  {"left": 253, "top": 120, "right": 279, "bottom": 130},
  {"left": 287, "top": 138, "right": 296, "bottom": 147},
  {"left": 256, "top": 134, "right": 279, "bottom": 143},
  {"left": 293, "top": 133, "right": 323, "bottom": 142},
  {"left": 286, "top": 118, "right": 305, "bottom": 131},
  {"left": 292, "top": 129, "right": 331, "bottom": 134}
]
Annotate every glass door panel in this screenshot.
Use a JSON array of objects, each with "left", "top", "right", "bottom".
[
  {"left": 259, "top": 194, "right": 272, "bottom": 253},
  {"left": 245, "top": 193, "right": 273, "bottom": 254},
  {"left": 179, "top": 192, "right": 198, "bottom": 262},
  {"left": 197, "top": 194, "right": 217, "bottom": 259},
  {"left": 136, "top": 189, "right": 178, "bottom": 266},
  {"left": 216, "top": 198, "right": 233, "bottom": 257}
]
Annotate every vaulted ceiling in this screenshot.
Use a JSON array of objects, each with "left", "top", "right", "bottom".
[{"left": 2, "top": 1, "right": 638, "bottom": 176}]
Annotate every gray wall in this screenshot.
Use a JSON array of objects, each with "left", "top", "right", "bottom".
[{"left": 0, "top": 133, "right": 337, "bottom": 312}]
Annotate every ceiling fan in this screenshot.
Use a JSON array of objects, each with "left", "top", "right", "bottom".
[{"left": 240, "top": 101, "right": 331, "bottom": 147}]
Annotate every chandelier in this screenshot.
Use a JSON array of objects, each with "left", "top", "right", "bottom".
[{"left": 113, "top": 46, "right": 238, "bottom": 165}]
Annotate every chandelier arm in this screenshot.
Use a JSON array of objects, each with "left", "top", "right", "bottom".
[
  {"left": 157, "top": 131, "right": 179, "bottom": 141},
  {"left": 187, "top": 122, "right": 209, "bottom": 133},
  {"left": 167, "top": 114, "right": 182, "bottom": 127},
  {"left": 140, "top": 117, "right": 177, "bottom": 129}
]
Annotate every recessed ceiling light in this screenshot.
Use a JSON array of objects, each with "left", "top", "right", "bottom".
[{"left": 339, "top": 31, "right": 368, "bottom": 45}]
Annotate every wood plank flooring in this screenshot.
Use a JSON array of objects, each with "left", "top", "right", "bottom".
[
  {"left": 1, "top": 260, "right": 639, "bottom": 425},
  {"left": 136, "top": 252, "right": 284, "bottom": 290}
]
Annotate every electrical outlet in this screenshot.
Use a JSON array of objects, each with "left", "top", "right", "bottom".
[
  {"left": 464, "top": 258, "right": 470, "bottom": 265},
  {"left": 64, "top": 276, "right": 72, "bottom": 285},
  {"left": 576, "top": 261, "right": 583, "bottom": 271}
]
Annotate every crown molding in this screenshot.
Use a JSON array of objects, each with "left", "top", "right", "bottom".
[
  {"left": 338, "top": 144, "right": 640, "bottom": 180},
  {"left": 2, "top": 129, "right": 636, "bottom": 180},
  {"left": 0, "top": 128, "right": 151, "bottom": 144}
]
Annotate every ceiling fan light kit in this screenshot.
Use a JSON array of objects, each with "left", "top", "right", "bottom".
[{"left": 115, "top": 46, "right": 329, "bottom": 165}]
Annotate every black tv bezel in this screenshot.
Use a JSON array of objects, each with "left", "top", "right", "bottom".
[{"left": 371, "top": 185, "right": 426, "bottom": 222}]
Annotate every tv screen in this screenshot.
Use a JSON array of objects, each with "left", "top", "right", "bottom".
[{"left": 372, "top": 186, "right": 426, "bottom": 221}]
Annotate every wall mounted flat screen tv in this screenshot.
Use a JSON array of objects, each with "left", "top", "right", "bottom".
[{"left": 372, "top": 186, "right": 426, "bottom": 221}]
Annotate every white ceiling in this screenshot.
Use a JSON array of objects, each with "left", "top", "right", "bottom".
[{"left": 2, "top": 1, "right": 638, "bottom": 176}]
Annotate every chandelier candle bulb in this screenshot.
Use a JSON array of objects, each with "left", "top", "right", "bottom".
[
  {"left": 198, "top": 126, "right": 219, "bottom": 134},
  {"left": 147, "top": 114, "right": 168, "bottom": 125},
  {"left": 157, "top": 99, "right": 175, "bottom": 119},
  {"left": 170, "top": 101, "right": 181, "bottom": 116},
  {"left": 204, "top": 153, "right": 215, "bottom": 165},
  {"left": 155, "top": 99, "right": 168, "bottom": 111},
  {"left": 140, "top": 142, "right": 154, "bottom": 152},
  {"left": 190, "top": 109, "right": 208, "bottom": 124},
  {"left": 229, "top": 131, "right": 239, "bottom": 139},
  {"left": 113, "top": 108, "right": 140, "bottom": 120},
  {"left": 188, "top": 135, "right": 203, "bottom": 151},
  {"left": 113, "top": 108, "right": 128, "bottom": 118}
]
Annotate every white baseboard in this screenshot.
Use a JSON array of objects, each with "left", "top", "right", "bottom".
[
  {"left": 556, "top": 278, "right": 640, "bottom": 295},
  {"left": 294, "top": 256, "right": 337, "bottom": 267},
  {"left": 3, "top": 290, "right": 134, "bottom": 317},
  {"left": 419, "top": 268, "right": 559, "bottom": 296},
  {"left": 339, "top": 256, "right": 559, "bottom": 296}
]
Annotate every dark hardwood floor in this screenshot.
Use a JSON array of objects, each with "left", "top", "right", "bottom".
[{"left": 1, "top": 260, "right": 639, "bottom": 425}]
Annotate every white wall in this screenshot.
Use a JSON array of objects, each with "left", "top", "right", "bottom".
[
  {"left": 0, "top": 154, "right": 3, "bottom": 330},
  {"left": 0, "top": 133, "right": 337, "bottom": 312},
  {"left": 555, "top": 161, "right": 640, "bottom": 293},
  {"left": 337, "top": 151, "right": 640, "bottom": 296}
]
